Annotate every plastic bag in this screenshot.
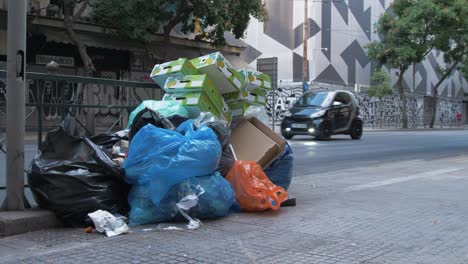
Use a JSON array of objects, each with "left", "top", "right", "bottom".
[
  {"left": 128, "top": 173, "right": 235, "bottom": 226},
  {"left": 217, "top": 145, "right": 236, "bottom": 177},
  {"left": 127, "top": 100, "right": 189, "bottom": 128},
  {"left": 28, "top": 118, "right": 130, "bottom": 227},
  {"left": 129, "top": 108, "right": 175, "bottom": 140},
  {"left": 123, "top": 120, "right": 221, "bottom": 206},
  {"left": 226, "top": 160, "right": 288, "bottom": 212},
  {"left": 244, "top": 105, "right": 270, "bottom": 127},
  {"left": 88, "top": 209, "right": 129, "bottom": 237},
  {"left": 264, "top": 143, "right": 294, "bottom": 190},
  {"left": 193, "top": 112, "right": 231, "bottom": 148},
  {"left": 168, "top": 114, "right": 190, "bottom": 128}
]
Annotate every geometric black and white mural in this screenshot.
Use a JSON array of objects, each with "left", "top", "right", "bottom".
[{"left": 242, "top": 0, "right": 468, "bottom": 97}]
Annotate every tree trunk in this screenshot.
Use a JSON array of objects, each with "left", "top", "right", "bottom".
[
  {"left": 429, "top": 62, "right": 459, "bottom": 128},
  {"left": 162, "top": 30, "right": 171, "bottom": 61},
  {"left": 62, "top": 1, "right": 95, "bottom": 75},
  {"left": 429, "top": 89, "right": 438, "bottom": 128},
  {"left": 62, "top": 0, "right": 96, "bottom": 133},
  {"left": 396, "top": 73, "right": 408, "bottom": 129}
]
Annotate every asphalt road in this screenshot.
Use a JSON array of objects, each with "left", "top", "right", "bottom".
[
  {"left": 0, "top": 130, "right": 467, "bottom": 204},
  {"left": 289, "top": 130, "right": 468, "bottom": 176}
]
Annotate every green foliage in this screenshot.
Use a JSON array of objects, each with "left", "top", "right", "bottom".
[
  {"left": 366, "top": 0, "right": 442, "bottom": 74},
  {"left": 92, "top": 0, "right": 267, "bottom": 46},
  {"left": 367, "top": 69, "right": 393, "bottom": 100}
]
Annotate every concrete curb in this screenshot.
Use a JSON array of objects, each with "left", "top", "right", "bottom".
[{"left": 0, "top": 208, "right": 62, "bottom": 236}]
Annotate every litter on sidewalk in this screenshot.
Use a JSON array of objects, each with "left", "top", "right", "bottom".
[{"left": 28, "top": 52, "right": 295, "bottom": 231}]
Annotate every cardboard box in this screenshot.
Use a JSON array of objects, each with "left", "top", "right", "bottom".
[
  {"left": 230, "top": 117, "right": 286, "bottom": 169},
  {"left": 190, "top": 52, "right": 245, "bottom": 94},
  {"left": 164, "top": 74, "right": 224, "bottom": 113},
  {"left": 227, "top": 100, "right": 252, "bottom": 117},
  {"left": 163, "top": 92, "right": 221, "bottom": 119},
  {"left": 223, "top": 87, "right": 268, "bottom": 105},
  {"left": 239, "top": 68, "right": 272, "bottom": 90},
  {"left": 150, "top": 58, "right": 198, "bottom": 88},
  {"left": 243, "top": 91, "right": 267, "bottom": 105},
  {"left": 221, "top": 99, "right": 233, "bottom": 123}
]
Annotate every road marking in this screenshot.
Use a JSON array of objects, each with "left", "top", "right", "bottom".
[{"left": 344, "top": 167, "right": 464, "bottom": 192}]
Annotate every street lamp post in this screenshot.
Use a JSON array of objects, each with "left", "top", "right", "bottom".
[
  {"left": 302, "top": 0, "right": 309, "bottom": 93},
  {"left": 2, "top": 0, "right": 28, "bottom": 210}
]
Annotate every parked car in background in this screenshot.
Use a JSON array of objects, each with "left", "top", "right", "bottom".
[{"left": 281, "top": 90, "right": 363, "bottom": 140}]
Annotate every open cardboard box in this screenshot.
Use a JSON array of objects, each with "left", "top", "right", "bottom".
[{"left": 230, "top": 117, "right": 286, "bottom": 169}]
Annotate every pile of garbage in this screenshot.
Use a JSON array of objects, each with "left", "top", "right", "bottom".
[{"left": 27, "top": 52, "right": 294, "bottom": 234}]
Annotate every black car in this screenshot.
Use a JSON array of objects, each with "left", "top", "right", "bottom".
[{"left": 281, "top": 90, "right": 363, "bottom": 140}]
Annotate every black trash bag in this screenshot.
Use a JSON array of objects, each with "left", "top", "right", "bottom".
[
  {"left": 129, "top": 107, "right": 174, "bottom": 140},
  {"left": 264, "top": 143, "right": 294, "bottom": 190},
  {"left": 90, "top": 133, "right": 127, "bottom": 156},
  {"left": 217, "top": 145, "right": 235, "bottom": 177},
  {"left": 194, "top": 112, "right": 230, "bottom": 148},
  {"left": 28, "top": 118, "right": 130, "bottom": 227},
  {"left": 168, "top": 114, "right": 190, "bottom": 128}
]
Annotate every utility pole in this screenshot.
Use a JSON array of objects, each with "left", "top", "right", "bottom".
[
  {"left": 2, "top": 0, "right": 27, "bottom": 210},
  {"left": 302, "top": 0, "right": 309, "bottom": 93},
  {"left": 412, "top": 62, "right": 416, "bottom": 128}
]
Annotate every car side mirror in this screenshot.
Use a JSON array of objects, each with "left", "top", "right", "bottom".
[{"left": 333, "top": 101, "right": 343, "bottom": 107}]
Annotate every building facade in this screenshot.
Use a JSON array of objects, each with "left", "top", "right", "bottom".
[{"left": 241, "top": 0, "right": 468, "bottom": 126}]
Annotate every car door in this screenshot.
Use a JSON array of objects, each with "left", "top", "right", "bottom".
[
  {"left": 330, "top": 93, "right": 345, "bottom": 131},
  {"left": 332, "top": 92, "right": 352, "bottom": 131},
  {"left": 339, "top": 92, "right": 353, "bottom": 131}
]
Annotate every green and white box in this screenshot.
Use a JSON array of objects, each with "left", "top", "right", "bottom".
[
  {"left": 223, "top": 87, "right": 268, "bottom": 105},
  {"left": 190, "top": 52, "right": 245, "bottom": 94},
  {"left": 164, "top": 74, "right": 224, "bottom": 113},
  {"left": 221, "top": 99, "right": 233, "bottom": 122},
  {"left": 163, "top": 92, "right": 221, "bottom": 119},
  {"left": 150, "top": 58, "right": 198, "bottom": 88},
  {"left": 227, "top": 100, "right": 252, "bottom": 117},
  {"left": 239, "top": 68, "right": 272, "bottom": 90}
]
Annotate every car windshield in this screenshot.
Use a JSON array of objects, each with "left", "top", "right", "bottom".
[{"left": 294, "top": 92, "right": 332, "bottom": 107}]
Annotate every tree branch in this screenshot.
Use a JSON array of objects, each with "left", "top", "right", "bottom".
[{"left": 432, "top": 61, "right": 459, "bottom": 93}]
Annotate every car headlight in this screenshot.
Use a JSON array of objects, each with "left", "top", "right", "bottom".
[
  {"left": 310, "top": 110, "right": 326, "bottom": 118},
  {"left": 284, "top": 111, "right": 292, "bottom": 117}
]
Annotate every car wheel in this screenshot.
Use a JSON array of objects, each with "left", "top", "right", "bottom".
[
  {"left": 316, "top": 122, "right": 331, "bottom": 140},
  {"left": 350, "top": 121, "right": 363, "bottom": 140}
]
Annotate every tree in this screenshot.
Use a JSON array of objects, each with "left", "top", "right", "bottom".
[
  {"left": 62, "top": 0, "right": 95, "bottom": 75},
  {"left": 92, "top": 0, "right": 268, "bottom": 60},
  {"left": 367, "top": 69, "right": 393, "bottom": 128},
  {"left": 367, "top": 0, "right": 441, "bottom": 128},
  {"left": 428, "top": 0, "right": 468, "bottom": 128}
]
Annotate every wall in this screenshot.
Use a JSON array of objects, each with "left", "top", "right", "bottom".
[{"left": 266, "top": 84, "right": 462, "bottom": 128}]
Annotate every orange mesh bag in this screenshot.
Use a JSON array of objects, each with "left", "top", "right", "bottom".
[{"left": 226, "top": 160, "right": 288, "bottom": 211}]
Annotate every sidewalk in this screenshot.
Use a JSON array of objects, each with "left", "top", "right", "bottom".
[{"left": 1, "top": 154, "right": 468, "bottom": 263}]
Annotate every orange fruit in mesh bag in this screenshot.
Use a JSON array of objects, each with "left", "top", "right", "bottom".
[{"left": 226, "top": 161, "right": 288, "bottom": 211}]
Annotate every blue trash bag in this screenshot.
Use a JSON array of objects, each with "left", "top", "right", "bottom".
[
  {"left": 264, "top": 143, "right": 294, "bottom": 190},
  {"left": 123, "top": 120, "right": 221, "bottom": 206},
  {"left": 127, "top": 100, "right": 189, "bottom": 128},
  {"left": 128, "top": 173, "right": 235, "bottom": 226}
]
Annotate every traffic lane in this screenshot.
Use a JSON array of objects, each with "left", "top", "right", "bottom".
[{"left": 289, "top": 131, "right": 468, "bottom": 175}]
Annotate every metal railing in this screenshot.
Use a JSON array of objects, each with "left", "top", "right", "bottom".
[{"left": 0, "top": 70, "right": 162, "bottom": 191}]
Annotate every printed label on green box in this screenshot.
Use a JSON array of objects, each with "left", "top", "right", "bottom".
[
  {"left": 150, "top": 58, "right": 198, "bottom": 87},
  {"left": 191, "top": 52, "right": 245, "bottom": 94},
  {"left": 164, "top": 74, "right": 224, "bottom": 113}
]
